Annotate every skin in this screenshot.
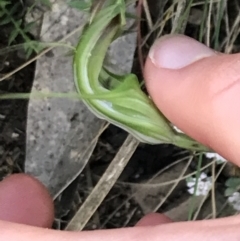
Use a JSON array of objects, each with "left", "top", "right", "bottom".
[{"left": 1, "top": 34, "right": 240, "bottom": 240}]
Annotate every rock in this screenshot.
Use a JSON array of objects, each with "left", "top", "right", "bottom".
[{"left": 25, "top": 1, "right": 137, "bottom": 198}]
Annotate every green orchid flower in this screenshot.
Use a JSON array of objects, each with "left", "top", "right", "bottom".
[{"left": 74, "top": 0, "right": 210, "bottom": 152}]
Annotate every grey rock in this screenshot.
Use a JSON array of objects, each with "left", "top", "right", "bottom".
[{"left": 25, "top": 1, "right": 137, "bottom": 198}]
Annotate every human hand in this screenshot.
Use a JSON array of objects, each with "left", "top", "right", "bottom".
[{"left": 1, "top": 34, "right": 240, "bottom": 240}]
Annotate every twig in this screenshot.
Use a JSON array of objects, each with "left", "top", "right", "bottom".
[
  {"left": 211, "top": 160, "right": 216, "bottom": 219},
  {"left": 142, "top": 0, "right": 153, "bottom": 30},
  {"left": 136, "top": 0, "right": 144, "bottom": 76},
  {"left": 65, "top": 135, "right": 139, "bottom": 231},
  {"left": 206, "top": 0, "right": 214, "bottom": 47}
]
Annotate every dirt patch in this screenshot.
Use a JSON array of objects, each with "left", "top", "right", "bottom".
[{"left": 0, "top": 1, "right": 36, "bottom": 179}]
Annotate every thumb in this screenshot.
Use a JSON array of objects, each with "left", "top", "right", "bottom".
[
  {"left": 144, "top": 34, "right": 240, "bottom": 166},
  {"left": 0, "top": 174, "right": 54, "bottom": 228}
]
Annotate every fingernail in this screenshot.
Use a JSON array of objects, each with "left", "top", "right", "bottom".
[{"left": 149, "top": 34, "right": 217, "bottom": 69}]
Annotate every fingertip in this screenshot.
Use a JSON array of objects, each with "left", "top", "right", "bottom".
[
  {"left": 144, "top": 35, "right": 240, "bottom": 165},
  {"left": 0, "top": 174, "right": 54, "bottom": 228},
  {"left": 148, "top": 34, "right": 216, "bottom": 70}
]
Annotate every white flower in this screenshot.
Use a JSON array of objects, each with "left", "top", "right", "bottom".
[
  {"left": 186, "top": 172, "right": 212, "bottom": 196},
  {"left": 205, "top": 152, "right": 227, "bottom": 164},
  {"left": 227, "top": 192, "right": 240, "bottom": 211}
]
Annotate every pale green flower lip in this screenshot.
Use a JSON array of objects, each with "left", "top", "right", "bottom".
[{"left": 172, "top": 125, "right": 184, "bottom": 134}]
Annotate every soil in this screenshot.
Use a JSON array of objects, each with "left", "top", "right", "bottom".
[{"left": 0, "top": 1, "right": 36, "bottom": 179}]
